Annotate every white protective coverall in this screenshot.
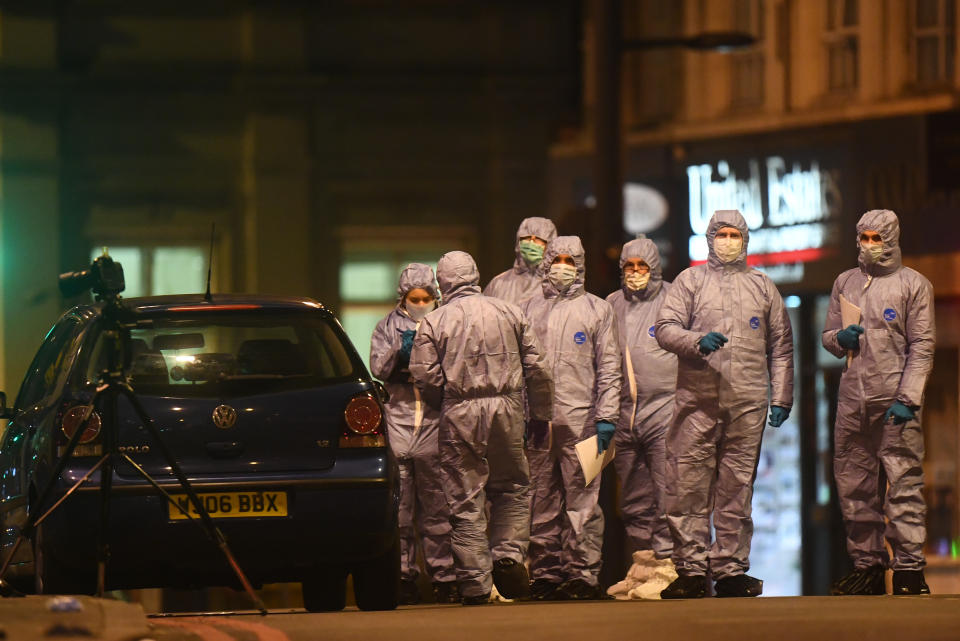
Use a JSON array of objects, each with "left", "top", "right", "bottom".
[
  {"left": 655, "top": 210, "right": 794, "bottom": 579},
  {"left": 606, "top": 237, "right": 677, "bottom": 560},
  {"left": 369, "top": 263, "right": 456, "bottom": 587},
  {"left": 410, "top": 251, "right": 554, "bottom": 599},
  {"left": 521, "top": 236, "right": 622, "bottom": 587},
  {"left": 822, "top": 209, "right": 935, "bottom": 572}
]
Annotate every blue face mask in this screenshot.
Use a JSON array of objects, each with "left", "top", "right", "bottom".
[{"left": 518, "top": 240, "right": 545, "bottom": 265}]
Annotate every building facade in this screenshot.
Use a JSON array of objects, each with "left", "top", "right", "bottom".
[
  {"left": 0, "top": 1, "right": 581, "bottom": 393},
  {"left": 550, "top": 0, "right": 960, "bottom": 594}
]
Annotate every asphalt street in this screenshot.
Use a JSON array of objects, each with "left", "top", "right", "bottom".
[{"left": 144, "top": 596, "right": 960, "bottom": 641}]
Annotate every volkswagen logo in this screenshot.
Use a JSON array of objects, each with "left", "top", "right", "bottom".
[{"left": 212, "top": 405, "right": 238, "bottom": 430}]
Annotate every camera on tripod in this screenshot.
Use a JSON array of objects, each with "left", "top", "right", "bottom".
[{"left": 58, "top": 252, "right": 125, "bottom": 300}]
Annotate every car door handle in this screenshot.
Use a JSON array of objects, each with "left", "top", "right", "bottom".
[{"left": 205, "top": 441, "right": 245, "bottom": 458}]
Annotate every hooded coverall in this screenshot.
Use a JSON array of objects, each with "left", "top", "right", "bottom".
[
  {"left": 822, "top": 209, "right": 935, "bottom": 571},
  {"left": 410, "top": 251, "right": 554, "bottom": 598},
  {"left": 521, "top": 236, "right": 622, "bottom": 587},
  {"left": 606, "top": 237, "right": 677, "bottom": 559},
  {"left": 655, "top": 210, "right": 794, "bottom": 579},
  {"left": 370, "top": 263, "right": 456, "bottom": 587}
]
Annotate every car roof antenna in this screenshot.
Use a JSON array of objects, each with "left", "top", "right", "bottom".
[{"left": 204, "top": 222, "right": 215, "bottom": 303}]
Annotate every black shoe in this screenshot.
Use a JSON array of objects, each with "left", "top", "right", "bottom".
[
  {"left": 461, "top": 592, "right": 491, "bottom": 606},
  {"left": 557, "top": 578, "right": 608, "bottom": 600},
  {"left": 661, "top": 574, "right": 708, "bottom": 599},
  {"left": 399, "top": 578, "right": 420, "bottom": 605},
  {"left": 714, "top": 574, "right": 763, "bottom": 598},
  {"left": 492, "top": 558, "right": 530, "bottom": 599},
  {"left": 892, "top": 570, "right": 930, "bottom": 595},
  {"left": 529, "top": 578, "right": 563, "bottom": 601},
  {"left": 830, "top": 565, "right": 886, "bottom": 595},
  {"left": 432, "top": 581, "right": 461, "bottom": 604}
]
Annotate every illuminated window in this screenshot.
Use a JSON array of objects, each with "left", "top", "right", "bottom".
[
  {"left": 911, "top": 0, "right": 956, "bottom": 87},
  {"left": 824, "top": 0, "right": 859, "bottom": 91},
  {"left": 89, "top": 246, "right": 207, "bottom": 298},
  {"left": 730, "top": 0, "right": 766, "bottom": 110}
]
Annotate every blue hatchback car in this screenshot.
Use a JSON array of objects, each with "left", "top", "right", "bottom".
[{"left": 0, "top": 294, "right": 399, "bottom": 611}]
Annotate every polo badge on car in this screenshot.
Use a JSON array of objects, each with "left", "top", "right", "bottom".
[{"left": 212, "top": 405, "right": 238, "bottom": 429}]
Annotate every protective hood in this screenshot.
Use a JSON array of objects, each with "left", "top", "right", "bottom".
[
  {"left": 619, "top": 235, "right": 663, "bottom": 300},
  {"left": 396, "top": 262, "right": 439, "bottom": 302},
  {"left": 436, "top": 251, "right": 482, "bottom": 304},
  {"left": 856, "top": 209, "right": 902, "bottom": 277},
  {"left": 513, "top": 217, "right": 558, "bottom": 272},
  {"left": 541, "top": 235, "right": 586, "bottom": 299},
  {"left": 707, "top": 209, "right": 749, "bottom": 271}
]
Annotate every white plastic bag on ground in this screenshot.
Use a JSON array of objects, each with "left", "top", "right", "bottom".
[{"left": 607, "top": 550, "right": 678, "bottom": 600}]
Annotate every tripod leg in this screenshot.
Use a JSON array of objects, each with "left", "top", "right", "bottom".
[
  {"left": 118, "top": 386, "right": 267, "bottom": 614},
  {"left": 120, "top": 453, "right": 200, "bottom": 521},
  {"left": 97, "top": 389, "right": 117, "bottom": 598}
]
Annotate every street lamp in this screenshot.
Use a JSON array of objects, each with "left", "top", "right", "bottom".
[{"left": 591, "top": 0, "right": 756, "bottom": 292}]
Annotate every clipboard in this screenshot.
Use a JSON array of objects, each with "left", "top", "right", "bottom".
[{"left": 839, "top": 294, "right": 861, "bottom": 368}]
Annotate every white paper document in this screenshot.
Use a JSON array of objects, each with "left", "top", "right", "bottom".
[
  {"left": 574, "top": 436, "right": 616, "bottom": 487},
  {"left": 839, "top": 294, "right": 862, "bottom": 368}
]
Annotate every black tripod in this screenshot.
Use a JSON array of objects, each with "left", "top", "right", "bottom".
[{"left": 0, "top": 294, "right": 266, "bottom": 614}]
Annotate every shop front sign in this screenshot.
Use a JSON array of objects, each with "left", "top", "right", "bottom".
[{"left": 687, "top": 156, "right": 842, "bottom": 282}]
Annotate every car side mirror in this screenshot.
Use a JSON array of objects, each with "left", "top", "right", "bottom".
[
  {"left": 373, "top": 381, "right": 390, "bottom": 404},
  {"left": 0, "top": 392, "right": 12, "bottom": 419}
]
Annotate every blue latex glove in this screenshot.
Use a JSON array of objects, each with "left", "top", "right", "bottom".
[
  {"left": 397, "top": 329, "right": 416, "bottom": 369},
  {"left": 837, "top": 324, "right": 864, "bottom": 351},
  {"left": 399, "top": 329, "right": 416, "bottom": 357},
  {"left": 698, "top": 332, "right": 728, "bottom": 355},
  {"left": 596, "top": 420, "right": 615, "bottom": 454},
  {"left": 884, "top": 401, "right": 915, "bottom": 425},
  {"left": 768, "top": 405, "right": 790, "bottom": 427}
]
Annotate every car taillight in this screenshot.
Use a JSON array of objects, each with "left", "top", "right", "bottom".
[
  {"left": 340, "top": 393, "right": 386, "bottom": 448},
  {"left": 57, "top": 405, "right": 103, "bottom": 457}
]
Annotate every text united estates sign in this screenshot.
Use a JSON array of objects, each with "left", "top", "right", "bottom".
[{"left": 687, "top": 157, "right": 842, "bottom": 283}]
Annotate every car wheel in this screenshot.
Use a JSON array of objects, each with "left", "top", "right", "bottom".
[
  {"left": 352, "top": 531, "right": 400, "bottom": 611},
  {"left": 302, "top": 564, "right": 348, "bottom": 612}
]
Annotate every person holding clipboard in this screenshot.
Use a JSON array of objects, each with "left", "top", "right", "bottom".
[{"left": 822, "top": 209, "right": 936, "bottom": 596}]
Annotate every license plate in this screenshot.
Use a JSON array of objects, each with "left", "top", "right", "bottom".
[{"left": 167, "top": 491, "right": 288, "bottom": 520}]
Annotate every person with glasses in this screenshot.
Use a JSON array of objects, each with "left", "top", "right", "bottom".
[{"left": 604, "top": 237, "right": 678, "bottom": 599}]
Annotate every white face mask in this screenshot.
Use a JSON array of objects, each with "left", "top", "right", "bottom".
[
  {"left": 624, "top": 272, "right": 650, "bottom": 291},
  {"left": 860, "top": 242, "right": 883, "bottom": 264},
  {"left": 713, "top": 237, "right": 743, "bottom": 263},
  {"left": 548, "top": 263, "right": 578, "bottom": 290},
  {"left": 405, "top": 300, "right": 436, "bottom": 322}
]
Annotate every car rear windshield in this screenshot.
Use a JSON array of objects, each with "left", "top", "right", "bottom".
[{"left": 84, "top": 311, "right": 361, "bottom": 396}]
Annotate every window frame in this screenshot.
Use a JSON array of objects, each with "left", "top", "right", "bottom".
[
  {"left": 908, "top": 0, "right": 956, "bottom": 89},
  {"left": 823, "top": 0, "right": 860, "bottom": 93},
  {"left": 729, "top": 0, "right": 767, "bottom": 111}
]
